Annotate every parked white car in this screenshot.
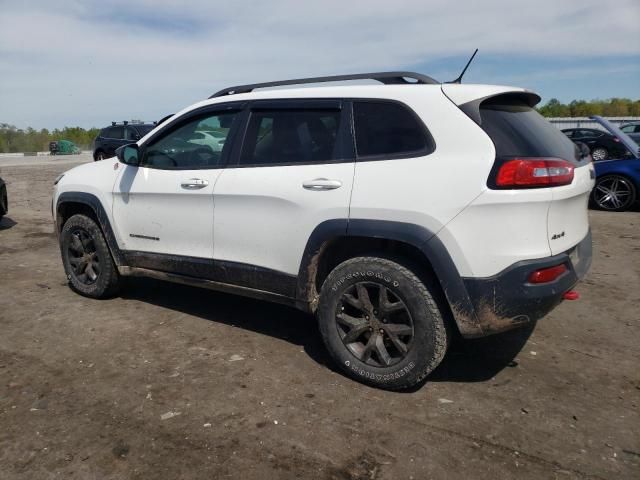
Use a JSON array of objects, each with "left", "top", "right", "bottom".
[
  {"left": 188, "top": 130, "right": 227, "bottom": 152},
  {"left": 52, "top": 71, "right": 594, "bottom": 389}
]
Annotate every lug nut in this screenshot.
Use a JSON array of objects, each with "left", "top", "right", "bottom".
[
  {"left": 365, "top": 315, "right": 369, "bottom": 320},
  {"left": 379, "top": 329, "right": 384, "bottom": 334}
]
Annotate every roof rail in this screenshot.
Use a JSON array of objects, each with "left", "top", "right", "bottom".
[{"left": 209, "top": 71, "right": 439, "bottom": 98}]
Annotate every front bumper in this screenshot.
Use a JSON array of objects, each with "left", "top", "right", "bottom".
[{"left": 460, "top": 229, "right": 592, "bottom": 337}]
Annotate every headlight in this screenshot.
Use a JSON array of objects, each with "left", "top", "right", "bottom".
[{"left": 54, "top": 174, "right": 65, "bottom": 185}]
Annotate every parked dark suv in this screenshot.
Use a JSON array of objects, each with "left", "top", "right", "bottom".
[{"left": 93, "top": 122, "right": 156, "bottom": 161}]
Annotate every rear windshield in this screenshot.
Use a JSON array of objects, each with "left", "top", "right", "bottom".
[{"left": 479, "top": 96, "right": 580, "bottom": 163}]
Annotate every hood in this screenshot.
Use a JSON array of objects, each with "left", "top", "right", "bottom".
[{"left": 590, "top": 115, "right": 640, "bottom": 159}]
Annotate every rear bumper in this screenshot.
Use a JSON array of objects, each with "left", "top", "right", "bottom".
[{"left": 460, "top": 229, "right": 592, "bottom": 337}]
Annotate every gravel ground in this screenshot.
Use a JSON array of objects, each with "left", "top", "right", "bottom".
[{"left": 0, "top": 158, "right": 638, "bottom": 479}]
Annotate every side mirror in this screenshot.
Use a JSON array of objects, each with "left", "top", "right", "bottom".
[{"left": 116, "top": 143, "right": 140, "bottom": 166}]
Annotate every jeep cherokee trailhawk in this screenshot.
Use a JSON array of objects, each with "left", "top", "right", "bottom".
[{"left": 53, "top": 72, "right": 594, "bottom": 390}]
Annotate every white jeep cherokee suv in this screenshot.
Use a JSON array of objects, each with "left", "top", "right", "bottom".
[{"left": 53, "top": 72, "right": 594, "bottom": 390}]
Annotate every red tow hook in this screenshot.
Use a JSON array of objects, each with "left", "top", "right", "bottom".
[{"left": 563, "top": 290, "right": 580, "bottom": 301}]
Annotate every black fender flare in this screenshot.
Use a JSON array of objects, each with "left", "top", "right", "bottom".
[
  {"left": 56, "top": 192, "right": 124, "bottom": 266},
  {"left": 296, "top": 219, "right": 482, "bottom": 337}
]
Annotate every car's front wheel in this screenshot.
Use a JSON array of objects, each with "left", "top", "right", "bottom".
[
  {"left": 60, "top": 214, "right": 120, "bottom": 298},
  {"left": 591, "top": 174, "right": 637, "bottom": 212},
  {"left": 94, "top": 151, "right": 106, "bottom": 161},
  {"left": 317, "top": 257, "right": 449, "bottom": 390}
]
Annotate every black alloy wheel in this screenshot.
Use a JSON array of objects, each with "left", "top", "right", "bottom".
[
  {"left": 318, "top": 256, "right": 449, "bottom": 390},
  {"left": 336, "top": 282, "right": 414, "bottom": 367},
  {"left": 66, "top": 228, "right": 101, "bottom": 285},
  {"left": 60, "top": 213, "right": 120, "bottom": 298}
]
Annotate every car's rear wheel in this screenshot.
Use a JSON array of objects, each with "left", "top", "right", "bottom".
[
  {"left": 591, "top": 174, "right": 637, "bottom": 212},
  {"left": 60, "top": 214, "right": 120, "bottom": 298},
  {"left": 318, "top": 257, "right": 449, "bottom": 390},
  {"left": 94, "top": 151, "right": 106, "bottom": 161},
  {"left": 591, "top": 147, "right": 608, "bottom": 161}
]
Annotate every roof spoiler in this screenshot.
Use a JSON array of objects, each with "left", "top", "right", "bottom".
[{"left": 456, "top": 91, "right": 542, "bottom": 126}]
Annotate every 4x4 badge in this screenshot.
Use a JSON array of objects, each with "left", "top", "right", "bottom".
[{"left": 551, "top": 231, "right": 565, "bottom": 240}]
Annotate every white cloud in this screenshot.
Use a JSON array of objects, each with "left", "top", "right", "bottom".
[{"left": 1, "top": 0, "right": 639, "bottom": 128}]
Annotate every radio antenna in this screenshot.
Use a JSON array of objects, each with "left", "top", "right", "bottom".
[{"left": 448, "top": 49, "right": 478, "bottom": 84}]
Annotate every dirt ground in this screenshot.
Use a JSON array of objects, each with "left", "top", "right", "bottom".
[{"left": 1, "top": 156, "right": 639, "bottom": 479}]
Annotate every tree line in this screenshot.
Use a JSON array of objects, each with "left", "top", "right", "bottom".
[
  {"left": 1, "top": 97, "right": 639, "bottom": 153},
  {"left": 536, "top": 98, "right": 640, "bottom": 118},
  {"left": 0, "top": 123, "right": 99, "bottom": 153}
]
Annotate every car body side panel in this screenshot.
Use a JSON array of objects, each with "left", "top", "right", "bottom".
[
  {"left": 349, "top": 88, "right": 496, "bottom": 277},
  {"left": 437, "top": 187, "right": 553, "bottom": 277},
  {"left": 53, "top": 159, "right": 121, "bottom": 239},
  {"left": 548, "top": 165, "right": 595, "bottom": 255}
]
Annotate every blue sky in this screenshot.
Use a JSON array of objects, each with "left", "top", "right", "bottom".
[{"left": 0, "top": 0, "right": 639, "bottom": 129}]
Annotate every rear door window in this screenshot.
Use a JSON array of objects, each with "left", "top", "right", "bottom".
[
  {"left": 353, "top": 101, "right": 433, "bottom": 159},
  {"left": 478, "top": 96, "right": 580, "bottom": 163},
  {"left": 104, "top": 126, "right": 124, "bottom": 139},
  {"left": 240, "top": 108, "right": 343, "bottom": 166},
  {"left": 579, "top": 129, "right": 600, "bottom": 138},
  {"left": 125, "top": 127, "right": 140, "bottom": 141}
]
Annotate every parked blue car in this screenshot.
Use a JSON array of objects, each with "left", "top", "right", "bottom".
[{"left": 590, "top": 116, "right": 640, "bottom": 212}]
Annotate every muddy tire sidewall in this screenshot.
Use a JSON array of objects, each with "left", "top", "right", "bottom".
[
  {"left": 60, "top": 214, "right": 120, "bottom": 298},
  {"left": 318, "top": 257, "right": 448, "bottom": 390}
]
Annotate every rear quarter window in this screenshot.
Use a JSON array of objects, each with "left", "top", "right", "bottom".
[
  {"left": 478, "top": 96, "right": 580, "bottom": 163},
  {"left": 353, "top": 101, "right": 434, "bottom": 159}
]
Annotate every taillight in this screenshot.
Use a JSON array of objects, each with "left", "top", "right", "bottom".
[
  {"left": 527, "top": 264, "right": 567, "bottom": 284},
  {"left": 493, "top": 158, "right": 574, "bottom": 188}
]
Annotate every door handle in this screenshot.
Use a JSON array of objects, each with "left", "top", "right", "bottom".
[
  {"left": 302, "top": 178, "right": 342, "bottom": 191},
  {"left": 181, "top": 178, "right": 209, "bottom": 189}
]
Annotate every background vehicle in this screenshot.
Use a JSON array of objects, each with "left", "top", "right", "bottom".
[
  {"left": 590, "top": 116, "right": 640, "bottom": 212},
  {"left": 49, "top": 139, "right": 80, "bottom": 155},
  {"left": 93, "top": 121, "right": 156, "bottom": 161},
  {"left": 561, "top": 128, "right": 628, "bottom": 161},
  {"left": 619, "top": 122, "right": 640, "bottom": 144},
  {"left": 0, "top": 176, "right": 7, "bottom": 220},
  {"left": 53, "top": 72, "right": 593, "bottom": 390}
]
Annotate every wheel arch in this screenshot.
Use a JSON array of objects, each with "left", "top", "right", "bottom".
[
  {"left": 56, "top": 192, "right": 124, "bottom": 265},
  {"left": 296, "top": 219, "right": 483, "bottom": 337}
]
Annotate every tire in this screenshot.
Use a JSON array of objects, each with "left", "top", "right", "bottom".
[
  {"left": 60, "top": 214, "right": 120, "bottom": 298},
  {"left": 94, "top": 151, "right": 106, "bottom": 161},
  {"left": 591, "top": 174, "right": 637, "bottom": 212},
  {"left": 0, "top": 184, "right": 7, "bottom": 219},
  {"left": 591, "top": 147, "right": 608, "bottom": 161},
  {"left": 317, "top": 257, "right": 449, "bottom": 390}
]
